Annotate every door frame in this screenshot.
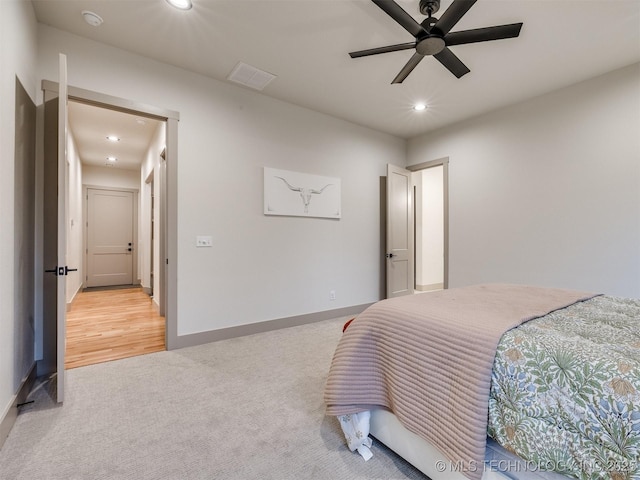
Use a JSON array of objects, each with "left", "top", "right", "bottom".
[
  {"left": 40, "top": 80, "right": 179, "bottom": 350},
  {"left": 407, "top": 157, "right": 449, "bottom": 290},
  {"left": 83, "top": 186, "right": 139, "bottom": 289}
]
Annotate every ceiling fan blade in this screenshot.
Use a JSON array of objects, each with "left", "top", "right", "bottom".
[
  {"left": 445, "top": 23, "right": 523, "bottom": 46},
  {"left": 372, "top": 0, "right": 425, "bottom": 38},
  {"left": 349, "top": 42, "right": 417, "bottom": 58},
  {"left": 433, "top": 0, "right": 477, "bottom": 35},
  {"left": 391, "top": 52, "right": 424, "bottom": 84},
  {"left": 433, "top": 47, "right": 470, "bottom": 78}
]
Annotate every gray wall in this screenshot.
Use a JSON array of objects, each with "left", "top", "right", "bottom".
[
  {"left": 0, "top": 0, "right": 38, "bottom": 441},
  {"left": 36, "top": 25, "right": 406, "bottom": 338},
  {"left": 13, "top": 77, "right": 36, "bottom": 387},
  {"left": 408, "top": 63, "right": 640, "bottom": 298}
]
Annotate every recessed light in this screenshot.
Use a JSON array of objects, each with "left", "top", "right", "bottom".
[
  {"left": 107, "top": 156, "right": 117, "bottom": 162},
  {"left": 413, "top": 103, "right": 427, "bottom": 112},
  {"left": 165, "top": 0, "right": 192, "bottom": 10},
  {"left": 81, "top": 10, "right": 103, "bottom": 27},
  {"left": 106, "top": 135, "right": 120, "bottom": 142}
]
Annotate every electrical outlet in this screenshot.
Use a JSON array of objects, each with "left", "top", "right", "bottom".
[
  {"left": 329, "top": 290, "right": 336, "bottom": 301},
  {"left": 196, "top": 235, "right": 212, "bottom": 247}
]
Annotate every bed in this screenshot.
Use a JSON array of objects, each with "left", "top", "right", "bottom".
[{"left": 324, "top": 284, "right": 640, "bottom": 480}]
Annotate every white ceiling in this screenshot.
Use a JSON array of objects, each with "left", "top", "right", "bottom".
[
  {"left": 67, "top": 101, "right": 162, "bottom": 170},
  {"left": 33, "top": 0, "right": 640, "bottom": 144}
]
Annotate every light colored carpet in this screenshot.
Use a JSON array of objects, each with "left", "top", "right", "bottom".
[{"left": 0, "top": 317, "right": 427, "bottom": 480}]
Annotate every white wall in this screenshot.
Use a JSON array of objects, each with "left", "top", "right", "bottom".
[
  {"left": 66, "top": 131, "right": 83, "bottom": 303},
  {"left": 414, "top": 166, "right": 444, "bottom": 289},
  {"left": 83, "top": 165, "right": 140, "bottom": 190},
  {"left": 140, "top": 123, "right": 166, "bottom": 305},
  {"left": 37, "top": 26, "right": 406, "bottom": 336},
  {"left": 408, "top": 63, "right": 640, "bottom": 298},
  {"left": 0, "top": 0, "right": 38, "bottom": 434}
]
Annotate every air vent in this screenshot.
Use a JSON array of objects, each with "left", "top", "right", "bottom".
[{"left": 227, "top": 62, "right": 276, "bottom": 91}]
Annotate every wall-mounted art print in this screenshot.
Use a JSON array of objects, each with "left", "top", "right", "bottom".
[{"left": 264, "top": 168, "right": 341, "bottom": 219}]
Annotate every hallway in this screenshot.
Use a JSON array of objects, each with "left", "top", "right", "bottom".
[{"left": 66, "top": 287, "right": 165, "bottom": 369}]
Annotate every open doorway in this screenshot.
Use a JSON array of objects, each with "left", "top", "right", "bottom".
[
  {"left": 39, "top": 78, "right": 178, "bottom": 399},
  {"left": 63, "top": 99, "right": 166, "bottom": 368},
  {"left": 409, "top": 158, "right": 448, "bottom": 292},
  {"left": 384, "top": 159, "right": 448, "bottom": 298}
]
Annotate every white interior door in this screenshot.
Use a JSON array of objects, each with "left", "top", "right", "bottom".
[
  {"left": 386, "top": 164, "right": 414, "bottom": 298},
  {"left": 86, "top": 188, "right": 134, "bottom": 287}
]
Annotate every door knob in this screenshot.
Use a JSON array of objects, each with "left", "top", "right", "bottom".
[
  {"left": 386, "top": 253, "right": 395, "bottom": 258},
  {"left": 45, "top": 266, "right": 77, "bottom": 276}
]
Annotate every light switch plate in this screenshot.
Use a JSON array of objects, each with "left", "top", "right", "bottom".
[{"left": 196, "top": 235, "right": 212, "bottom": 247}]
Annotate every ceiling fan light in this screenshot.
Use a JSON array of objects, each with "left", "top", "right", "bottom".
[
  {"left": 107, "top": 156, "right": 118, "bottom": 162},
  {"left": 165, "top": 0, "right": 192, "bottom": 10},
  {"left": 413, "top": 103, "right": 427, "bottom": 112},
  {"left": 106, "top": 135, "right": 120, "bottom": 142}
]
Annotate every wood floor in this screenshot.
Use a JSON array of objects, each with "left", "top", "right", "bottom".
[{"left": 66, "top": 287, "right": 165, "bottom": 369}]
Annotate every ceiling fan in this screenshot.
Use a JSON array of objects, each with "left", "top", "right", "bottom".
[{"left": 349, "top": 0, "right": 523, "bottom": 83}]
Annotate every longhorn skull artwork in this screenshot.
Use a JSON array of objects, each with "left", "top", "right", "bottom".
[{"left": 275, "top": 176, "right": 333, "bottom": 214}]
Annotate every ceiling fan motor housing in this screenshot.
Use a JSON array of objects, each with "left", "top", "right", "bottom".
[{"left": 419, "top": 0, "right": 440, "bottom": 16}]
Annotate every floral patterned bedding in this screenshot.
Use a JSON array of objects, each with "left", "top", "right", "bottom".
[{"left": 488, "top": 295, "right": 640, "bottom": 479}]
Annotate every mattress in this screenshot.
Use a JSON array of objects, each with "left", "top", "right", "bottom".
[{"left": 370, "top": 409, "right": 570, "bottom": 480}]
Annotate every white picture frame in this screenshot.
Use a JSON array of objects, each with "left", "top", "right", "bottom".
[{"left": 264, "top": 167, "right": 341, "bottom": 219}]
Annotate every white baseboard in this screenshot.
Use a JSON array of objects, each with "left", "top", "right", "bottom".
[
  {"left": 0, "top": 363, "right": 36, "bottom": 450},
  {"left": 416, "top": 283, "right": 444, "bottom": 292},
  {"left": 66, "top": 283, "right": 83, "bottom": 312}
]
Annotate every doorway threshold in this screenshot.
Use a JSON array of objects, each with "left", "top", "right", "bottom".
[{"left": 82, "top": 284, "right": 141, "bottom": 293}]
